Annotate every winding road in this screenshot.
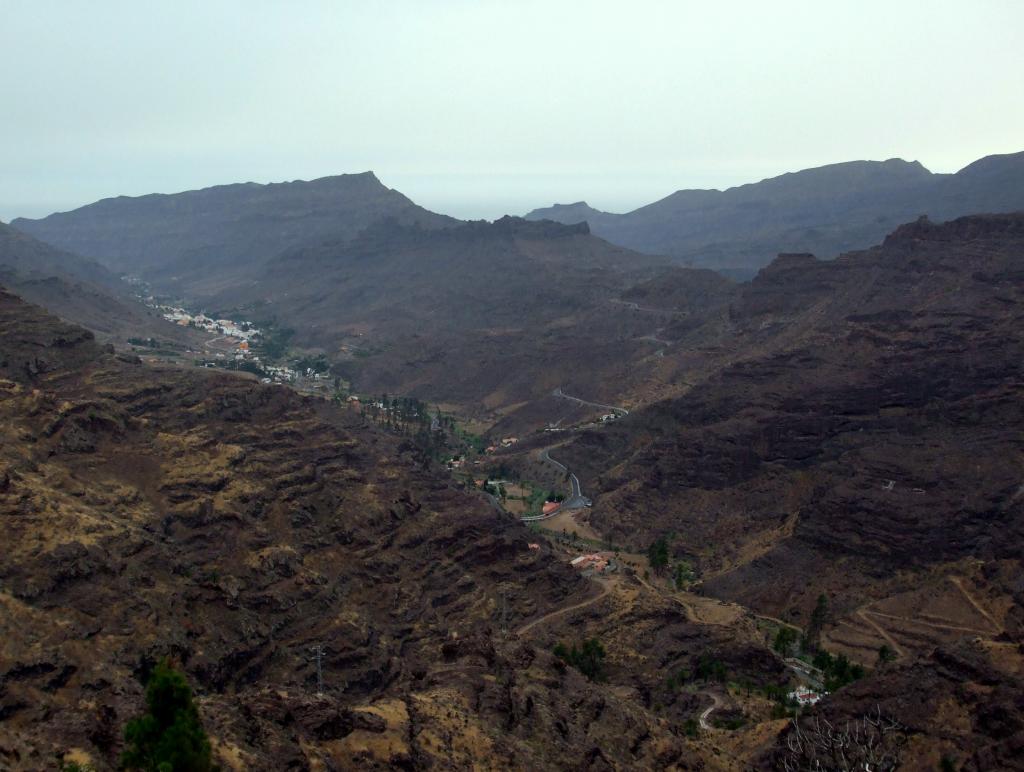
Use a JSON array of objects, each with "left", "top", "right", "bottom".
[
  {"left": 949, "top": 576, "right": 1002, "bottom": 634},
  {"left": 698, "top": 692, "right": 722, "bottom": 731},
  {"left": 538, "top": 447, "right": 590, "bottom": 507},
  {"left": 516, "top": 579, "right": 612, "bottom": 636},
  {"left": 519, "top": 389, "right": 630, "bottom": 522},
  {"left": 552, "top": 387, "right": 629, "bottom": 417}
]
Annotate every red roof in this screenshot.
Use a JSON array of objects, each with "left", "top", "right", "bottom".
[{"left": 542, "top": 501, "right": 560, "bottom": 515}]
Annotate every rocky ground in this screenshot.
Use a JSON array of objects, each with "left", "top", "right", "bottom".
[
  {"left": 3, "top": 212, "right": 1023, "bottom": 771},
  {"left": 492, "top": 214, "right": 1024, "bottom": 768},
  {"left": 557, "top": 214, "right": 1024, "bottom": 618},
  {"left": 0, "top": 287, "right": 776, "bottom": 770}
]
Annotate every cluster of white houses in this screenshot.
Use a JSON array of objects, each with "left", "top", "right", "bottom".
[
  {"left": 156, "top": 304, "right": 262, "bottom": 342},
  {"left": 261, "top": 365, "right": 300, "bottom": 383}
]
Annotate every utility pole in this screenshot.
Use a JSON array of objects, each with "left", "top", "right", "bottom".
[
  {"left": 500, "top": 590, "right": 511, "bottom": 638},
  {"left": 310, "top": 644, "right": 324, "bottom": 695}
]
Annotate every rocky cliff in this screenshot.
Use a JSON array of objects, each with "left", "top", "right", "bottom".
[
  {"left": 558, "top": 214, "right": 1024, "bottom": 629},
  {"left": 0, "top": 287, "right": 729, "bottom": 770}
]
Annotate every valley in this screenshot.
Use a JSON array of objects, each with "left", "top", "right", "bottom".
[
  {"left": 2, "top": 168, "right": 1023, "bottom": 771},
  {"left": 5, "top": 4, "right": 1024, "bottom": 769}
]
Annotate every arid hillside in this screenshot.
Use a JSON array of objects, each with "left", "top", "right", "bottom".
[
  {"left": 2, "top": 211, "right": 1022, "bottom": 769},
  {"left": 0, "top": 287, "right": 751, "bottom": 770},
  {"left": 0, "top": 222, "right": 197, "bottom": 347},
  {"left": 552, "top": 214, "right": 1023, "bottom": 647},
  {"left": 209, "top": 216, "right": 704, "bottom": 415}
]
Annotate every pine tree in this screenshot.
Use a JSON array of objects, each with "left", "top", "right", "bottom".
[
  {"left": 647, "top": 536, "right": 670, "bottom": 574},
  {"left": 121, "top": 660, "right": 216, "bottom": 772},
  {"left": 806, "top": 593, "right": 829, "bottom": 651}
]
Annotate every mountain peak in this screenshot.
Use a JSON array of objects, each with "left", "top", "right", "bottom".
[
  {"left": 490, "top": 214, "right": 591, "bottom": 237},
  {"left": 883, "top": 211, "right": 1024, "bottom": 246},
  {"left": 11, "top": 173, "right": 457, "bottom": 285},
  {"left": 954, "top": 150, "right": 1024, "bottom": 178},
  {"left": 524, "top": 201, "right": 609, "bottom": 225}
]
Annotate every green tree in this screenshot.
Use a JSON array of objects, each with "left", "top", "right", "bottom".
[
  {"left": 647, "top": 536, "right": 669, "bottom": 574},
  {"left": 773, "top": 626, "right": 798, "bottom": 655},
  {"left": 673, "top": 560, "right": 694, "bottom": 589},
  {"left": 805, "top": 593, "right": 829, "bottom": 651},
  {"left": 812, "top": 648, "right": 865, "bottom": 691},
  {"left": 694, "top": 651, "right": 727, "bottom": 682},
  {"left": 121, "top": 660, "right": 216, "bottom": 772},
  {"left": 553, "top": 638, "right": 606, "bottom": 681}
]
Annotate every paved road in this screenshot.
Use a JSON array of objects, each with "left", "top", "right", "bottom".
[
  {"left": 538, "top": 447, "right": 591, "bottom": 510},
  {"left": 783, "top": 657, "right": 825, "bottom": 690},
  {"left": 552, "top": 387, "right": 629, "bottom": 417},
  {"left": 519, "top": 388, "right": 630, "bottom": 522},
  {"left": 699, "top": 692, "right": 722, "bottom": 730},
  {"left": 610, "top": 299, "right": 688, "bottom": 316}
]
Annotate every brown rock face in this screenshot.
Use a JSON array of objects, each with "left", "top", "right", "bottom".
[
  {"left": 2, "top": 287, "right": 754, "bottom": 771},
  {"left": 0, "top": 287, "right": 653, "bottom": 769},
  {"left": 559, "top": 214, "right": 1024, "bottom": 619},
  {"left": 761, "top": 638, "right": 1024, "bottom": 771}
]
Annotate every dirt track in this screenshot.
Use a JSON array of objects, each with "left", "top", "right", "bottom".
[{"left": 516, "top": 579, "right": 612, "bottom": 636}]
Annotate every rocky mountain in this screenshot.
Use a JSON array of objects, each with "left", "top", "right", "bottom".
[
  {"left": 1, "top": 286, "right": 751, "bottom": 769},
  {"left": 210, "top": 216, "right": 692, "bottom": 413},
  {"left": 5, "top": 172, "right": 1024, "bottom": 769},
  {"left": 0, "top": 222, "right": 195, "bottom": 345},
  {"left": 551, "top": 214, "right": 1023, "bottom": 655},
  {"left": 11, "top": 173, "right": 458, "bottom": 295},
  {"left": 526, "top": 151, "right": 1024, "bottom": 277},
  {"left": 0, "top": 221, "right": 117, "bottom": 288}
]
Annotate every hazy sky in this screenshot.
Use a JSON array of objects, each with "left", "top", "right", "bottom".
[{"left": 2, "top": 0, "right": 1022, "bottom": 222}]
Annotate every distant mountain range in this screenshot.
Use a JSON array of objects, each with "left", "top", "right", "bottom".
[
  {"left": 13, "top": 152, "right": 1024, "bottom": 287},
  {"left": 559, "top": 211, "right": 1024, "bottom": 578},
  {"left": 12, "top": 172, "right": 457, "bottom": 295},
  {"left": 0, "top": 220, "right": 117, "bottom": 288},
  {"left": 526, "top": 151, "right": 1024, "bottom": 276},
  {"left": 3, "top": 161, "right": 1024, "bottom": 768}
]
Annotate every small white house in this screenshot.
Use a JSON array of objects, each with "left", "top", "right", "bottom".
[{"left": 788, "top": 689, "right": 825, "bottom": 706}]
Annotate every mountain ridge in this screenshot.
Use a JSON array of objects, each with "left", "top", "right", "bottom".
[
  {"left": 526, "top": 151, "right": 1024, "bottom": 276},
  {"left": 12, "top": 172, "right": 459, "bottom": 295}
]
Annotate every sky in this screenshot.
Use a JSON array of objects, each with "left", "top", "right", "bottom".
[{"left": 2, "top": 0, "right": 1023, "bottom": 222}]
